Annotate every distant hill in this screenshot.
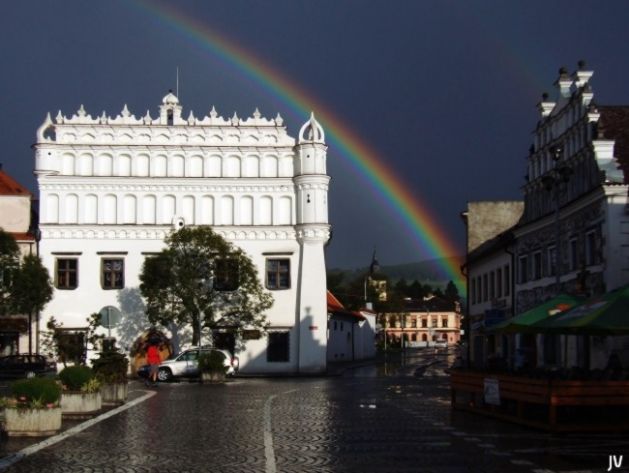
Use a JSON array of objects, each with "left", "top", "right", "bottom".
[{"left": 328, "top": 256, "right": 463, "bottom": 288}]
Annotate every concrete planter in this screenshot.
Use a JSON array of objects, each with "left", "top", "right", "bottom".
[
  {"left": 101, "top": 382, "right": 128, "bottom": 405},
  {"left": 201, "top": 371, "right": 226, "bottom": 384},
  {"left": 61, "top": 391, "right": 102, "bottom": 419},
  {"left": 4, "top": 407, "right": 62, "bottom": 437}
]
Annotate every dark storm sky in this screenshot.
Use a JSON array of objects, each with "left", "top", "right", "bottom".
[{"left": 2, "top": 1, "right": 629, "bottom": 269}]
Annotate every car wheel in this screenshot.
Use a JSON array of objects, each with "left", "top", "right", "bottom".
[{"left": 157, "top": 368, "right": 172, "bottom": 382}]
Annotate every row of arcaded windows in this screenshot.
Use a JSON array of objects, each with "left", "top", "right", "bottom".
[
  {"left": 44, "top": 194, "right": 293, "bottom": 226},
  {"left": 53, "top": 153, "right": 291, "bottom": 178}
]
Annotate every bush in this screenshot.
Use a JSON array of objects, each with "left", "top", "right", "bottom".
[
  {"left": 198, "top": 351, "right": 227, "bottom": 374},
  {"left": 92, "top": 351, "right": 129, "bottom": 384},
  {"left": 59, "top": 365, "right": 95, "bottom": 391},
  {"left": 10, "top": 377, "right": 61, "bottom": 407}
]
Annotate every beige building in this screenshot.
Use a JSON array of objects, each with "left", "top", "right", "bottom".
[
  {"left": 0, "top": 167, "right": 37, "bottom": 355},
  {"left": 384, "top": 295, "right": 461, "bottom": 347}
]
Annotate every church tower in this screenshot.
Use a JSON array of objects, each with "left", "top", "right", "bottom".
[{"left": 293, "top": 113, "right": 330, "bottom": 373}]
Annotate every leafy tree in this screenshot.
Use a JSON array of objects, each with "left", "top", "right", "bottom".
[
  {"left": 0, "top": 230, "right": 20, "bottom": 315},
  {"left": 444, "top": 280, "right": 460, "bottom": 303},
  {"left": 11, "top": 254, "right": 53, "bottom": 353},
  {"left": 139, "top": 227, "right": 273, "bottom": 347}
]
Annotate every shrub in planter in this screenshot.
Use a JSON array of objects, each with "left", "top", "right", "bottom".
[
  {"left": 59, "top": 365, "right": 95, "bottom": 391},
  {"left": 11, "top": 377, "right": 61, "bottom": 407},
  {"left": 92, "top": 351, "right": 129, "bottom": 405},
  {"left": 2, "top": 378, "right": 62, "bottom": 436},
  {"left": 92, "top": 351, "right": 129, "bottom": 384},
  {"left": 198, "top": 351, "right": 228, "bottom": 383},
  {"left": 58, "top": 366, "right": 102, "bottom": 418}
]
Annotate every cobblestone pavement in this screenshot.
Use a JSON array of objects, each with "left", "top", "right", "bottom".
[{"left": 1, "top": 356, "right": 627, "bottom": 472}]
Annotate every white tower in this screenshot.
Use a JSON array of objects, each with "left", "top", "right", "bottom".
[{"left": 293, "top": 113, "right": 330, "bottom": 373}]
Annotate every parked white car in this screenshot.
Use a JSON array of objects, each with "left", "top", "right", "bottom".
[{"left": 139, "top": 348, "right": 239, "bottom": 381}]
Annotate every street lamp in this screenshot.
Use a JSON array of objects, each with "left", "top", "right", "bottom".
[{"left": 541, "top": 144, "right": 572, "bottom": 295}]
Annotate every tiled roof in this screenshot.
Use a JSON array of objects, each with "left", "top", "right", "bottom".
[
  {"left": 0, "top": 170, "right": 31, "bottom": 196},
  {"left": 11, "top": 232, "right": 35, "bottom": 242},
  {"left": 327, "top": 291, "right": 365, "bottom": 321},
  {"left": 598, "top": 106, "right": 629, "bottom": 184},
  {"left": 403, "top": 295, "right": 456, "bottom": 312}
]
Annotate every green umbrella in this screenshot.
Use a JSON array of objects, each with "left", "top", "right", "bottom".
[
  {"left": 533, "top": 284, "right": 629, "bottom": 335},
  {"left": 489, "top": 294, "right": 584, "bottom": 334}
]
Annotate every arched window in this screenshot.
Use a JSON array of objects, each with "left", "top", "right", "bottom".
[
  {"left": 182, "top": 196, "right": 195, "bottom": 225},
  {"left": 84, "top": 194, "right": 98, "bottom": 224},
  {"left": 220, "top": 196, "right": 234, "bottom": 225},
  {"left": 123, "top": 195, "right": 137, "bottom": 224},
  {"left": 64, "top": 194, "right": 78, "bottom": 223},
  {"left": 142, "top": 195, "right": 156, "bottom": 224},
  {"left": 240, "top": 196, "right": 253, "bottom": 225},
  {"left": 103, "top": 194, "right": 117, "bottom": 224},
  {"left": 46, "top": 194, "right": 59, "bottom": 223},
  {"left": 259, "top": 196, "right": 273, "bottom": 225},
  {"left": 200, "top": 196, "right": 214, "bottom": 225}
]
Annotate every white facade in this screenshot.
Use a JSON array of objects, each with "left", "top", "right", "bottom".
[
  {"left": 514, "top": 64, "right": 629, "bottom": 369},
  {"left": 33, "top": 93, "right": 331, "bottom": 374}
]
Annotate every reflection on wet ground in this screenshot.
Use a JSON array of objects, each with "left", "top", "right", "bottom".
[{"left": 345, "top": 347, "right": 456, "bottom": 378}]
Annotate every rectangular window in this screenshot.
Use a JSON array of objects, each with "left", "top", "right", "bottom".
[
  {"left": 431, "top": 318, "right": 438, "bottom": 328},
  {"left": 585, "top": 230, "right": 597, "bottom": 266},
  {"left": 489, "top": 271, "right": 495, "bottom": 299},
  {"left": 569, "top": 238, "right": 578, "bottom": 271},
  {"left": 410, "top": 318, "right": 417, "bottom": 328},
  {"left": 421, "top": 318, "right": 427, "bottom": 328},
  {"left": 266, "top": 259, "right": 290, "bottom": 290},
  {"left": 519, "top": 256, "right": 528, "bottom": 284},
  {"left": 476, "top": 276, "right": 482, "bottom": 303},
  {"left": 214, "top": 259, "right": 239, "bottom": 291},
  {"left": 102, "top": 258, "right": 124, "bottom": 289},
  {"left": 267, "top": 331, "right": 290, "bottom": 362},
  {"left": 442, "top": 318, "right": 448, "bottom": 328},
  {"left": 471, "top": 278, "right": 476, "bottom": 304},
  {"left": 483, "top": 274, "right": 488, "bottom": 302},
  {"left": 547, "top": 246, "right": 557, "bottom": 277},
  {"left": 496, "top": 268, "right": 502, "bottom": 298},
  {"left": 56, "top": 258, "right": 78, "bottom": 289},
  {"left": 504, "top": 265, "right": 510, "bottom": 296},
  {"left": 533, "top": 251, "right": 542, "bottom": 280}
]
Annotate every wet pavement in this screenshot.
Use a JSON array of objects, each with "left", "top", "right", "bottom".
[{"left": 0, "top": 349, "right": 626, "bottom": 472}]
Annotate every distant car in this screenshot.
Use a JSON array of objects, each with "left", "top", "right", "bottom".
[
  {"left": 137, "top": 348, "right": 239, "bottom": 382},
  {"left": 0, "top": 354, "right": 57, "bottom": 379}
]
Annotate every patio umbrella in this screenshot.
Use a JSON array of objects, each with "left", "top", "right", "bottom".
[
  {"left": 489, "top": 294, "right": 584, "bottom": 334},
  {"left": 533, "top": 284, "right": 629, "bottom": 335}
]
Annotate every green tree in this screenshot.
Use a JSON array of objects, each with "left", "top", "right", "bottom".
[
  {"left": 0, "top": 230, "right": 20, "bottom": 315},
  {"left": 11, "top": 254, "right": 53, "bottom": 354},
  {"left": 444, "top": 280, "right": 460, "bottom": 303},
  {"left": 139, "top": 227, "right": 273, "bottom": 347}
]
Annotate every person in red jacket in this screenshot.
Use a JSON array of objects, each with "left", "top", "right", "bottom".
[{"left": 146, "top": 341, "right": 161, "bottom": 386}]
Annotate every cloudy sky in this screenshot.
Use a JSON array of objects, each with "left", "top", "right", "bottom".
[{"left": 2, "top": 1, "right": 629, "bottom": 270}]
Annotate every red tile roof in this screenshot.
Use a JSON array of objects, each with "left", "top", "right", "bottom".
[
  {"left": 327, "top": 291, "right": 365, "bottom": 321},
  {"left": 0, "top": 170, "right": 31, "bottom": 196},
  {"left": 11, "top": 232, "right": 35, "bottom": 242}
]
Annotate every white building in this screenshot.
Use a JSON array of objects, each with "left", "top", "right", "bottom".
[
  {"left": 33, "top": 92, "right": 331, "bottom": 374},
  {"left": 514, "top": 63, "right": 629, "bottom": 369}
]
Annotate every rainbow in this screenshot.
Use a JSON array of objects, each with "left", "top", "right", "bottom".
[{"left": 131, "top": 1, "right": 466, "bottom": 295}]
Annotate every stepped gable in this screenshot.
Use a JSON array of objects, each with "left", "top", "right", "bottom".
[{"left": 597, "top": 106, "right": 629, "bottom": 184}]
